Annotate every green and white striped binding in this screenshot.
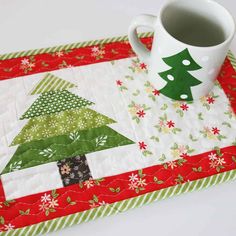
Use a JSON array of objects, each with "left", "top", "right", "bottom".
[
  {"left": 228, "top": 50, "right": 236, "bottom": 70},
  {"left": 3, "top": 169, "right": 236, "bottom": 236},
  {"left": 0, "top": 32, "right": 153, "bottom": 61},
  {"left": 30, "top": 73, "right": 77, "bottom": 95}
]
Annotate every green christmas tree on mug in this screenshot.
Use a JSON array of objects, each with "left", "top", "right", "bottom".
[{"left": 159, "top": 48, "right": 202, "bottom": 101}]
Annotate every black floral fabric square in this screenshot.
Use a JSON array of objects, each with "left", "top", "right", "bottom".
[{"left": 57, "top": 155, "right": 92, "bottom": 186}]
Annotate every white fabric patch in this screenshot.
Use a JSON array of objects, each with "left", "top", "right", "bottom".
[
  {"left": 87, "top": 144, "right": 157, "bottom": 179},
  {"left": 1, "top": 162, "right": 63, "bottom": 200}
]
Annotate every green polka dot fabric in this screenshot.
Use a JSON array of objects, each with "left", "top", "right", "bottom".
[
  {"left": 20, "top": 90, "right": 94, "bottom": 119},
  {"left": 12, "top": 108, "right": 115, "bottom": 146}
]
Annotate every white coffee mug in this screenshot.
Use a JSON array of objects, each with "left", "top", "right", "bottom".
[{"left": 128, "top": 0, "right": 235, "bottom": 101}]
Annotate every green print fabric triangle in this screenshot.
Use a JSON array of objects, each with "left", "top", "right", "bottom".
[
  {"left": 30, "top": 73, "right": 77, "bottom": 95},
  {"left": 3, "top": 126, "right": 134, "bottom": 174},
  {"left": 11, "top": 108, "right": 115, "bottom": 146},
  {"left": 20, "top": 90, "right": 94, "bottom": 119}
]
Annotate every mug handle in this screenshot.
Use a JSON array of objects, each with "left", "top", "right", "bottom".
[{"left": 128, "top": 14, "right": 157, "bottom": 64}]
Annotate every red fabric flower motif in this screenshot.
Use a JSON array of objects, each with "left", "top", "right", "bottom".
[
  {"left": 136, "top": 110, "right": 146, "bottom": 118},
  {"left": 180, "top": 103, "right": 189, "bottom": 111},
  {"left": 206, "top": 96, "right": 215, "bottom": 104},
  {"left": 180, "top": 153, "right": 189, "bottom": 158},
  {"left": 166, "top": 120, "right": 175, "bottom": 128},
  {"left": 152, "top": 89, "right": 160, "bottom": 96},
  {"left": 212, "top": 127, "right": 220, "bottom": 135},
  {"left": 139, "top": 63, "right": 147, "bottom": 69},
  {"left": 138, "top": 141, "right": 147, "bottom": 150},
  {"left": 116, "top": 80, "right": 122, "bottom": 86}
]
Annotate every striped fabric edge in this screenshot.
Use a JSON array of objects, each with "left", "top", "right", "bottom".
[
  {"left": 228, "top": 50, "right": 236, "bottom": 70},
  {"left": 2, "top": 169, "right": 236, "bottom": 236},
  {"left": 0, "top": 32, "right": 154, "bottom": 61},
  {"left": 30, "top": 73, "right": 77, "bottom": 95}
]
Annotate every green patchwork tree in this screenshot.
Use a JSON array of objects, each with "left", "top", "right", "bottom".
[
  {"left": 2, "top": 73, "right": 134, "bottom": 174},
  {"left": 159, "top": 48, "right": 202, "bottom": 101}
]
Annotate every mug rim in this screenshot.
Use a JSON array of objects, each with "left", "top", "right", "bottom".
[{"left": 158, "top": 0, "right": 235, "bottom": 50}]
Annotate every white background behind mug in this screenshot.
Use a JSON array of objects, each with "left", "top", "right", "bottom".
[{"left": 0, "top": 1, "right": 235, "bottom": 236}]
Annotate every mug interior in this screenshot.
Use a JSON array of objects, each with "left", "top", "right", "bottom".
[{"left": 160, "top": 0, "right": 235, "bottom": 47}]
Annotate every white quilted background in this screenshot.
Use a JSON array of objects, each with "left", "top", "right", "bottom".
[
  {"left": 0, "top": 57, "right": 236, "bottom": 184},
  {"left": 0, "top": 56, "right": 236, "bottom": 199},
  {"left": 75, "top": 58, "right": 236, "bottom": 178}
]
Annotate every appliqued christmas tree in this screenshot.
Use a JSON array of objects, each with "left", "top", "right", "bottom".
[
  {"left": 159, "top": 49, "right": 202, "bottom": 101},
  {"left": 2, "top": 73, "right": 134, "bottom": 186}
]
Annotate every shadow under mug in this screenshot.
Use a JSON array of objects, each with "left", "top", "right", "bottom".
[{"left": 128, "top": 0, "right": 235, "bottom": 101}]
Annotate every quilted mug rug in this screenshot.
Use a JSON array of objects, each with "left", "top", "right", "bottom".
[{"left": 0, "top": 32, "right": 236, "bottom": 235}]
